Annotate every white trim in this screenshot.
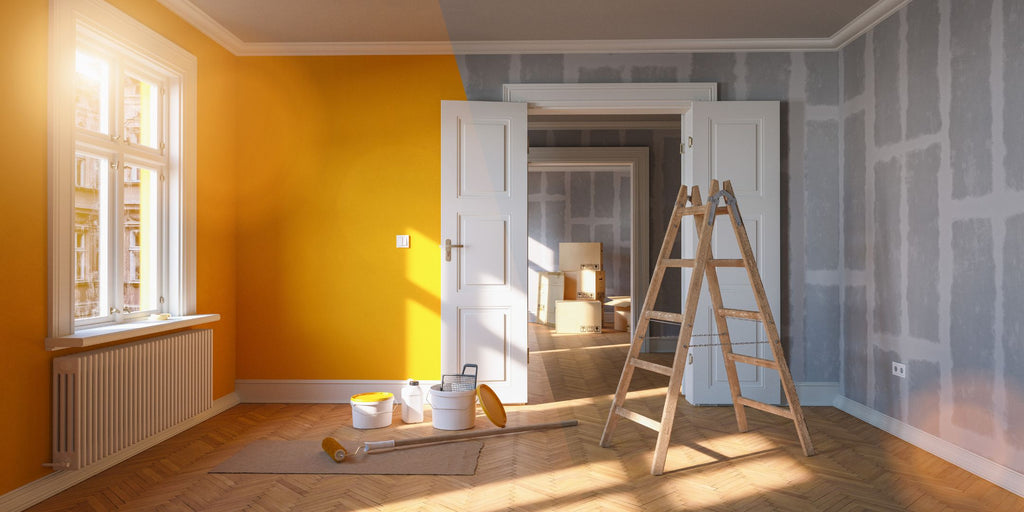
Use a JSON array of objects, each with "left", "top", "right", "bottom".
[
  {"left": 48, "top": 0, "right": 199, "bottom": 338},
  {"left": 155, "top": 0, "right": 246, "bottom": 54},
  {"left": 793, "top": 381, "right": 839, "bottom": 406},
  {"left": 831, "top": 0, "right": 913, "bottom": 50},
  {"left": 152, "top": 0, "right": 906, "bottom": 56},
  {"left": 834, "top": 396, "right": 1024, "bottom": 498},
  {"left": 528, "top": 119, "right": 679, "bottom": 131},
  {"left": 504, "top": 83, "right": 716, "bottom": 115},
  {"left": 236, "top": 380, "right": 441, "bottom": 404},
  {"left": 527, "top": 147, "right": 650, "bottom": 336},
  {"left": 45, "top": 314, "right": 220, "bottom": 350},
  {"left": 0, "top": 392, "right": 239, "bottom": 512}
]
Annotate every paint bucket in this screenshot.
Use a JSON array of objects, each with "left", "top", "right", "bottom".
[
  {"left": 427, "top": 384, "right": 476, "bottom": 430},
  {"left": 350, "top": 392, "right": 394, "bottom": 429}
]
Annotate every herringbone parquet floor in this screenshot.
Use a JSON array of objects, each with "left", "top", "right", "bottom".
[{"left": 28, "top": 324, "right": 1024, "bottom": 511}]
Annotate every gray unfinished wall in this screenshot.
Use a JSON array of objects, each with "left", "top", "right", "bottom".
[
  {"left": 456, "top": 51, "right": 842, "bottom": 382},
  {"left": 841, "top": 0, "right": 1024, "bottom": 472},
  {"left": 528, "top": 129, "right": 680, "bottom": 340},
  {"left": 527, "top": 168, "right": 631, "bottom": 323}
]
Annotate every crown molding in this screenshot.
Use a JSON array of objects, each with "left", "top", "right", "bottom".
[
  {"left": 158, "top": 0, "right": 907, "bottom": 56},
  {"left": 156, "top": 0, "right": 246, "bottom": 54},
  {"left": 830, "top": 0, "right": 912, "bottom": 49}
]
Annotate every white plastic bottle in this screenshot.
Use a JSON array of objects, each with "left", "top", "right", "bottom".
[{"left": 400, "top": 380, "right": 424, "bottom": 423}]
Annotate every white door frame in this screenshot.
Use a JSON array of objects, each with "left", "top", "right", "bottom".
[{"left": 527, "top": 147, "right": 650, "bottom": 337}]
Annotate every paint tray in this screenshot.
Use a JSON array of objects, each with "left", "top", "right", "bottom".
[{"left": 441, "top": 364, "right": 478, "bottom": 391}]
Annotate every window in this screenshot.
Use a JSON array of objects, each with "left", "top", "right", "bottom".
[{"left": 50, "top": 0, "right": 197, "bottom": 339}]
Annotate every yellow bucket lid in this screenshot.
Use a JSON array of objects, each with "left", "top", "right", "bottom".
[
  {"left": 350, "top": 392, "right": 393, "bottom": 403},
  {"left": 476, "top": 384, "right": 507, "bottom": 428}
]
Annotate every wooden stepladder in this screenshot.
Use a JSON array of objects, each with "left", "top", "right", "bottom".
[{"left": 600, "top": 179, "right": 814, "bottom": 475}]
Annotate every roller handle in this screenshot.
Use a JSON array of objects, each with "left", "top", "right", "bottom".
[{"left": 388, "top": 420, "right": 578, "bottom": 449}]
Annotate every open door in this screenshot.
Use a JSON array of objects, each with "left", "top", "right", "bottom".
[
  {"left": 683, "top": 101, "right": 782, "bottom": 405},
  {"left": 440, "top": 101, "right": 528, "bottom": 404}
]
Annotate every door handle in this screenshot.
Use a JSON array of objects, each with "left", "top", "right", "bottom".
[{"left": 443, "top": 238, "right": 464, "bottom": 262}]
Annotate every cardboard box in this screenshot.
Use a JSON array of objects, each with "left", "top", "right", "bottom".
[
  {"left": 562, "top": 271, "right": 579, "bottom": 300},
  {"left": 559, "top": 242, "right": 603, "bottom": 271},
  {"left": 613, "top": 306, "right": 631, "bottom": 331},
  {"left": 537, "top": 272, "right": 564, "bottom": 326},
  {"left": 555, "top": 300, "right": 603, "bottom": 334},
  {"left": 576, "top": 269, "right": 606, "bottom": 301}
]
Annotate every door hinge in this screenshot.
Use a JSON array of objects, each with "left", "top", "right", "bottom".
[
  {"left": 688, "top": 353, "right": 693, "bottom": 364},
  {"left": 688, "top": 136, "right": 694, "bottom": 148}
]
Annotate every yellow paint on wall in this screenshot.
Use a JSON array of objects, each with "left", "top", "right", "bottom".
[
  {"left": 235, "top": 55, "right": 466, "bottom": 382},
  {"left": 0, "top": 0, "right": 239, "bottom": 495}
]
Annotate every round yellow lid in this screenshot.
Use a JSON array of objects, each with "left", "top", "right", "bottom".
[
  {"left": 476, "top": 384, "right": 507, "bottom": 428},
  {"left": 350, "top": 392, "right": 394, "bottom": 403}
]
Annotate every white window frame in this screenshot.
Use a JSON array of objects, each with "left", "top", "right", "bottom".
[{"left": 48, "top": 0, "right": 203, "bottom": 347}]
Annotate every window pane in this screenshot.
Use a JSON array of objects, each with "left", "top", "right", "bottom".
[
  {"left": 74, "top": 50, "right": 109, "bottom": 134},
  {"left": 74, "top": 154, "right": 109, "bottom": 319},
  {"left": 123, "top": 75, "right": 160, "bottom": 149},
  {"left": 122, "top": 165, "right": 159, "bottom": 312}
]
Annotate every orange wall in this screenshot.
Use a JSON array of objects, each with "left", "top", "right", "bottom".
[
  {"left": 234, "top": 56, "right": 466, "bottom": 381},
  {"left": 0, "top": 0, "right": 238, "bottom": 494}
]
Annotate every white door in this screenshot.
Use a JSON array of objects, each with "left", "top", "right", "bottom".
[
  {"left": 683, "top": 101, "right": 782, "bottom": 405},
  {"left": 440, "top": 100, "right": 528, "bottom": 404}
]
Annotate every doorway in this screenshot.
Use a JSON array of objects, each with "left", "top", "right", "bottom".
[{"left": 526, "top": 145, "right": 650, "bottom": 338}]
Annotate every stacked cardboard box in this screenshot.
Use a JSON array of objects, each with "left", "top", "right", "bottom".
[
  {"left": 536, "top": 272, "right": 564, "bottom": 327},
  {"left": 554, "top": 242, "right": 605, "bottom": 333}
]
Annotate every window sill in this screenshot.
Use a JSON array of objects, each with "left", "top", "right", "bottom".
[{"left": 45, "top": 314, "right": 220, "bottom": 351}]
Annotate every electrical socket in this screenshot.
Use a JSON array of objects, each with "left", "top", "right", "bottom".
[{"left": 892, "top": 361, "right": 906, "bottom": 379}]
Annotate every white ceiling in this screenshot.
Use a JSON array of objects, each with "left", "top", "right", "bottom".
[{"left": 157, "top": 0, "right": 909, "bottom": 56}]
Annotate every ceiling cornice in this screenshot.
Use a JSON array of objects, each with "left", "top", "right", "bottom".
[{"left": 158, "top": 0, "right": 910, "bottom": 56}]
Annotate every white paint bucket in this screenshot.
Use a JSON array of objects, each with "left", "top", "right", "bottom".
[
  {"left": 428, "top": 384, "right": 476, "bottom": 430},
  {"left": 350, "top": 392, "right": 394, "bottom": 429}
]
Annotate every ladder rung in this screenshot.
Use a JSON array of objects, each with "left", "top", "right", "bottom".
[
  {"left": 661, "top": 258, "right": 747, "bottom": 268},
  {"left": 736, "top": 397, "right": 794, "bottom": 419},
  {"left": 614, "top": 407, "right": 662, "bottom": 432},
  {"left": 718, "top": 308, "right": 763, "bottom": 320},
  {"left": 726, "top": 353, "right": 779, "bottom": 369},
  {"left": 646, "top": 310, "right": 683, "bottom": 323},
  {"left": 629, "top": 357, "right": 674, "bottom": 376},
  {"left": 679, "top": 206, "right": 730, "bottom": 216}
]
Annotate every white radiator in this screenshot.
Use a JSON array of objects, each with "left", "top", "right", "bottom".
[{"left": 52, "top": 329, "right": 213, "bottom": 470}]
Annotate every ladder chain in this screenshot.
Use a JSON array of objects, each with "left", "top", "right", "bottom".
[{"left": 643, "top": 338, "right": 768, "bottom": 349}]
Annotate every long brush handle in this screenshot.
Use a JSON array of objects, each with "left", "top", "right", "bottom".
[{"left": 363, "top": 420, "right": 578, "bottom": 452}]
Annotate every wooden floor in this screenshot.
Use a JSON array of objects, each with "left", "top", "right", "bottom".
[{"left": 30, "top": 324, "right": 1024, "bottom": 511}]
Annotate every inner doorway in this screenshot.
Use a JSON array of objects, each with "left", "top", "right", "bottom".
[{"left": 526, "top": 144, "right": 651, "bottom": 339}]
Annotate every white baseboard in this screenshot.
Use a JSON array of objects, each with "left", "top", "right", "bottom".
[
  {"left": 235, "top": 379, "right": 440, "bottom": 403},
  {"left": 834, "top": 395, "right": 1024, "bottom": 498},
  {"left": 794, "top": 381, "right": 839, "bottom": 406},
  {"left": 0, "top": 392, "right": 240, "bottom": 512}
]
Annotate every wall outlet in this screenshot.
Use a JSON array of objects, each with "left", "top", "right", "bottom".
[{"left": 892, "top": 361, "right": 906, "bottom": 379}]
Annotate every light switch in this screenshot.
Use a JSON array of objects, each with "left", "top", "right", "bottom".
[{"left": 396, "top": 235, "right": 410, "bottom": 248}]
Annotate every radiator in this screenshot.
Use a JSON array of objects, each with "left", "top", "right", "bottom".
[{"left": 52, "top": 329, "right": 213, "bottom": 470}]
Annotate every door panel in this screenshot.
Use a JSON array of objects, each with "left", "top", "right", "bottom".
[
  {"left": 461, "top": 216, "right": 508, "bottom": 287},
  {"left": 460, "top": 121, "right": 511, "bottom": 196},
  {"left": 459, "top": 308, "right": 509, "bottom": 383},
  {"left": 684, "top": 101, "right": 781, "bottom": 405},
  {"left": 441, "top": 101, "right": 528, "bottom": 403}
]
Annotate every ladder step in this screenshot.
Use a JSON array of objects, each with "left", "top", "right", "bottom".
[
  {"left": 614, "top": 407, "right": 662, "bottom": 432},
  {"left": 629, "top": 357, "right": 674, "bottom": 376},
  {"left": 661, "top": 258, "right": 746, "bottom": 268},
  {"left": 646, "top": 310, "right": 683, "bottom": 323},
  {"left": 679, "top": 206, "right": 730, "bottom": 217},
  {"left": 726, "top": 353, "right": 779, "bottom": 369},
  {"left": 736, "top": 397, "right": 794, "bottom": 419},
  {"left": 717, "top": 308, "right": 763, "bottom": 321}
]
